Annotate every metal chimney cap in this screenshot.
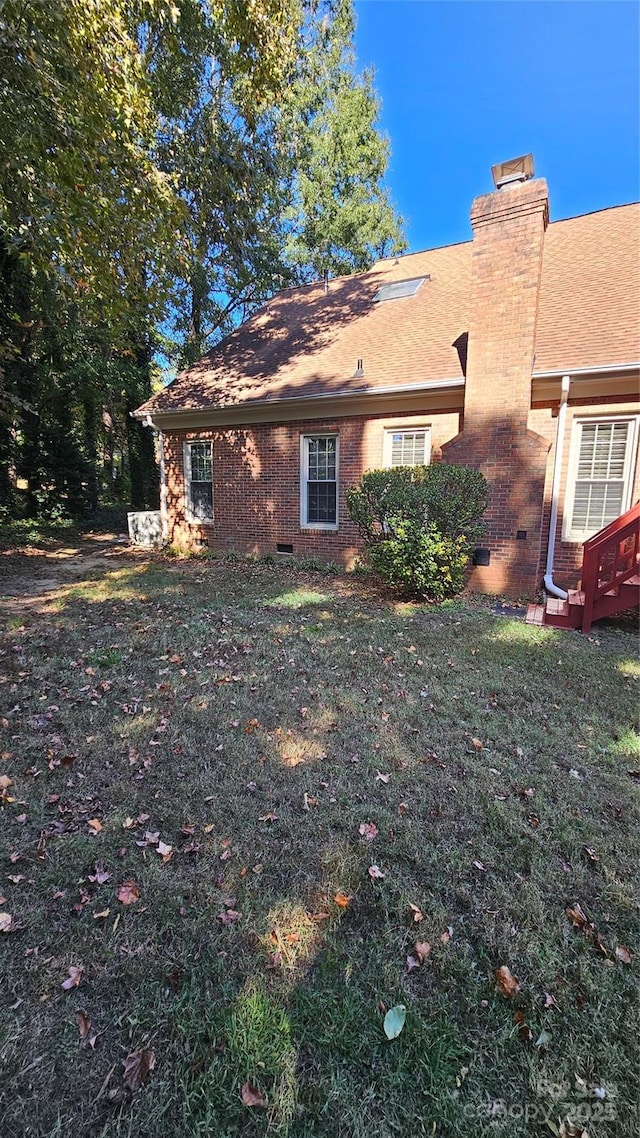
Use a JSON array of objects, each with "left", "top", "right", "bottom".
[{"left": 491, "top": 153, "right": 535, "bottom": 190}]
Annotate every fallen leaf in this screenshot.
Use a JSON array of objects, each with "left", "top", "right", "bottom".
[
  {"left": 258, "top": 812, "right": 278, "bottom": 823},
  {"left": 615, "top": 945, "right": 632, "bottom": 965},
  {"left": 375, "top": 771, "right": 390, "bottom": 784},
  {"left": 368, "top": 864, "right": 384, "bottom": 880},
  {"left": 88, "top": 862, "right": 112, "bottom": 885},
  {"left": 514, "top": 1010, "right": 533, "bottom": 1043},
  {"left": 75, "top": 1010, "right": 93, "bottom": 1042},
  {"left": 117, "top": 880, "right": 140, "bottom": 905},
  {"left": 494, "top": 965, "right": 520, "bottom": 998},
  {"left": 241, "top": 1081, "right": 268, "bottom": 1109},
  {"left": 543, "top": 991, "right": 559, "bottom": 1009},
  {"left": 414, "top": 940, "right": 431, "bottom": 962},
  {"left": 87, "top": 818, "right": 103, "bottom": 834},
  {"left": 565, "top": 903, "right": 589, "bottom": 930},
  {"left": 406, "top": 953, "right": 421, "bottom": 972},
  {"left": 534, "top": 1029, "right": 552, "bottom": 1048},
  {"left": 397, "top": 801, "right": 409, "bottom": 815},
  {"left": 122, "top": 1048, "right": 155, "bottom": 1092},
  {"left": 156, "top": 841, "right": 173, "bottom": 859},
  {"left": 61, "top": 965, "right": 84, "bottom": 990},
  {"left": 358, "top": 822, "right": 378, "bottom": 841},
  {"left": 383, "top": 1004, "right": 406, "bottom": 1040},
  {"left": 440, "top": 928, "right": 452, "bottom": 944},
  {"left": 334, "top": 890, "right": 351, "bottom": 908},
  {"left": 473, "top": 859, "right": 487, "bottom": 872},
  {"left": 583, "top": 846, "right": 600, "bottom": 864},
  {"left": 93, "top": 908, "right": 110, "bottom": 920},
  {"left": 470, "top": 737, "right": 483, "bottom": 751},
  {"left": 218, "top": 909, "right": 241, "bottom": 924},
  {"left": 408, "top": 902, "right": 424, "bottom": 922},
  {"left": 0, "top": 912, "right": 14, "bottom": 933}
]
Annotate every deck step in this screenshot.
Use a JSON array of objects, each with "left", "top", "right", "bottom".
[{"left": 526, "top": 603, "right": 545, "bottom": 626}]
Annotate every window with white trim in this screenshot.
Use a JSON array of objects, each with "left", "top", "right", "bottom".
[
  {"left": 384, "top": 428, "right": 431, "bottom": 468},
  {"left": 564, "top": 417, "right": 638, "bottom": 541},
  {"left": 184, "top": 441, "right": 214, "bottom": 522},
  {"left": 301, "top": 434, "right": 338, "bottom": 528}
]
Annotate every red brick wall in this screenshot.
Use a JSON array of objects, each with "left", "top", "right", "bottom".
[
  {"left": 444, "top": 178, "right": 551, "bottom": 597},
  {"left": 162, "top": 408, "right": 461, "bottom": 564}
]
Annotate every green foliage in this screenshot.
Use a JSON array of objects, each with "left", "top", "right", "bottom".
[
  {"left": 346, "top": 464, "right": 489, "bottom": 600},
  {"left": 282, "top": 0, "right": 406, "bottom": 281},
  {"left": 0, "top": 0, "right": 404, "bottom": 522}
]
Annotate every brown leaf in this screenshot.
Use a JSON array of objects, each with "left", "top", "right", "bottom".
[
  {"left": 76, "top": 1010, "right": 92, "bottom": 1039},
  {"left": 258, "top": 812, "right": 278, "bottom": 823},
  {"left": 87, "top": 818, "right": 103, "bottom": 834},
  {"left": 615, "top": 944, "right": 632, "bottom": 965},
  {"left": 494, "top": 965, "right": 520, "bottom": 998},
  {"left": 408, "top": 902, "right": 424, "bottom": 923},
  {"left": 0, "top": 912, "right": 14, "bottom": 933},
  {"left": 543, "top": 991, "right": 559, "bottom": 1009},
  {"left": 218, "top": 909, "right": 241, "bottom": 925},
  {"left": 514, "top": 1010, "right": 533, "bottom": 1043},
  {"left": 122, "top": 1048, "right": 155, "bottom": 1092},
  {"left": 117, "top": 880, "right": 140, "bottom": 905},
  {"left": 368, "top": 864, "right": 384, "bottom": 880},
  {"left": 440, "top": 928, "right": 452, "bottom": 944},
  {"left": 156, "top": 841, "right": 173, "bottom": 859},
  {"left": 583, "top": 846, "right": 600, "bottom": 864},
  {"left": 333, "top": 890, "right": 351, "bottom": 908},
  {"left": 93, "top": 908, "right": 110, "bottom": 920},
  {"left": 61, "top": 965, "right": 84, "bottom": 990},
  {"left": 565, "top": 903, "right": 589, "bottom": 929},
  {"left": 406, "top": 953, "right": 421, "bottom": 972},
  {"left": 470, "top": 737, "right": 483, "bottom": 751},
  {"left": 414, "top": 940, "right": 431, "bottom": 963},
  {"left": 375, "top": 771, "right": 390, "bottom": 784},
  {"left": 358, "top": 822, "right": 378, "bottom": 841},
  {"left": 241, "top": 1081, "right": 268, "bottom": 1109}
]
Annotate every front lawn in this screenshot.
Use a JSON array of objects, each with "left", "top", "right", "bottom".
[{"left": 0, "top": 555, "right": 638, "bottom": 1137}]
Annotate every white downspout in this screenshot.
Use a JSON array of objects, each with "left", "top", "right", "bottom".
[
  {"left": 543, "top": 374, "right": 571, "bottom": 599},
  {"left": 158, "top": 429, "right": 168, "bottom": 544}
]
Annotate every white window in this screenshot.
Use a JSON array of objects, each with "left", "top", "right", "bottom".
[
  {"left": 300, "top": 434, "right": 338, "bottom": 529},
  {"left": 184, "top": 441, "right": 214, "bottom": 522},
  {"left": 564, "top": 417, "right": 638, "bottom": 541},
  {"left": 383, "top": 428, "right": 431, "bottom": 468}
]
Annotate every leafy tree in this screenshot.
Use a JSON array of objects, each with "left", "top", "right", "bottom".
[{"left": 283, "top": 0, "right": 406, "bottom": 282}]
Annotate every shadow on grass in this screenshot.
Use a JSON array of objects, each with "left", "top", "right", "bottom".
[{"left": 0, "top": 561, "right": 638, "bottom": 1137}]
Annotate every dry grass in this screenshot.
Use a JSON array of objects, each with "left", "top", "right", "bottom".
[{"left": 0, "top": 551, "right": 638, "bottom": 1137}]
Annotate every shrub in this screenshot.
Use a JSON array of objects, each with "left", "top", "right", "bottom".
[{"left": 345, "top": 464, "right": 488, "bottom": 600}]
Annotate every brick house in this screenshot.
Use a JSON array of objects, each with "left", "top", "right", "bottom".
[{"left": 134, "top": 157, "right": 640, "bottom": 600}]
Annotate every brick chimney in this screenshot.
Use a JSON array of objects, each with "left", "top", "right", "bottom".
[{"left": 444, "top": 159, "right": 551, "bottom": 596}]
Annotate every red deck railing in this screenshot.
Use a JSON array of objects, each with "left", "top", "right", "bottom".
[{"left": 581, "top": 500, "right": 640, "bottom": 632}]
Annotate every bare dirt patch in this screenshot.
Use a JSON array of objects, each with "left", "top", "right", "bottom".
[{"left": 0, "top": 534, "right": 149, "bottom": 613}]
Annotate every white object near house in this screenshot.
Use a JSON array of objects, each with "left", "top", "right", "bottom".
[{"left": 127, "top": 510, "right": 164, "bottom": 547}]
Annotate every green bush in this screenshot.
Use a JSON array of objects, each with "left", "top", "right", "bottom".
[{"left": 345, "top": 464, "right": 488, "bottom": 600}]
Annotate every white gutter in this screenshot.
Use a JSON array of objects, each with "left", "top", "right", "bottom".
[
  {"left": 132, "top": 376, "right": 465, "bottom": 422},
  {"left": 532, "top": 361, "right": 640, "bottom": 378},
  {"left": 543, "top": 374, "right": 571, "bottom": 599}
]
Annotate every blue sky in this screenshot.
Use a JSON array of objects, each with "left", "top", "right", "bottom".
[{"left": 353, "top": 0, "right": 640, "bottom": 252}]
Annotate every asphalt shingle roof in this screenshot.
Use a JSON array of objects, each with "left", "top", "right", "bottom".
[{"left": 141, "top": 202, "right": 639, "bottom": 417}]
